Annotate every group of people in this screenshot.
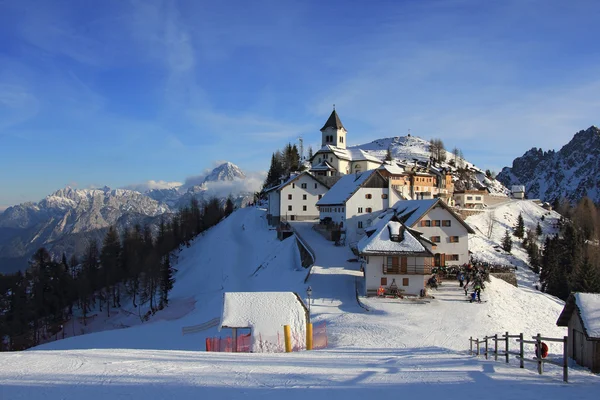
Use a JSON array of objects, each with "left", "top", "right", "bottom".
[{"left": 457, "top": 264, "right": 487, "bottom": 303}]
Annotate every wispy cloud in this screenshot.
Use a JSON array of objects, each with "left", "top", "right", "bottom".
[{"left": 122, "top": 180, "right": 183, "bottom": 193}]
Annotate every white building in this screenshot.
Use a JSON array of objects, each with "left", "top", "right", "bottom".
[
  {"left": 309, "top": 110, "right": 383, "bottom": 177},
  {"left": 316, "top": 170, "right": 402, "bottom": 243},
  {"left": 391, "top": 198, "right": 475, "bottom": 267},
  {"left": 511, "top": 185, "right": 526, "bottom": 199},
  {"left": 265, "top": 172, "right": 330, "bottom": 225},
  {"left": 452, "top": 189, "right": 488, "bottom": 209},
  {"left": 358, "top": 216, "right": 435, "bottom": 296}
]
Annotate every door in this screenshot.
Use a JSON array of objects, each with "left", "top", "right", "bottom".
[
  {"left": 574, "top": 329, "right": 585, "bottom": 363},
  {"left": 387, "top": 256, "right": 399, "bottom": 273},
  {"left": 401, "top": 257, "right": 407, "bottom": 273}
]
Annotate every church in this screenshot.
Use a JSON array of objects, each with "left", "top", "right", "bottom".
[{"left": 309, "top": 109, "right": 383, "bottom": 177}]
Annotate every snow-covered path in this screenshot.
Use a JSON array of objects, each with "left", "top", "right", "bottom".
[{"left": 290, "top": 221, "right": 364, "bottom": 316}]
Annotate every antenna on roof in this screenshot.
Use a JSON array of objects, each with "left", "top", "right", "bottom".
[{"left": 298, "top": 136, "right": 304, "bottom": 161}]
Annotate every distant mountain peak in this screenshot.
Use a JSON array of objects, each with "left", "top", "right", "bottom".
[{"left": 202, "top": 162, "right": 246, "bottom": 184}]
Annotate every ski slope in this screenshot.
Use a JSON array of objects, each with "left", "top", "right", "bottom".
[{"left": 1, "top": 206, "right": 599, "bottom": 399}]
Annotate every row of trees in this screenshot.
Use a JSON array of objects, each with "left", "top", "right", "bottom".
[
  {"left": 263, "top": 143, "right": 302, "bottom": 189},
  {"left": 539, "top": 197, "right": 600, "bottom": 299},
  {"left": 0, "top": 197, "right": 234, "bottom": 351}
]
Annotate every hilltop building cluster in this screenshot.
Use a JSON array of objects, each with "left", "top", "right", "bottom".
[{"left": 264, "top": 110, "right": 483, "bottom": 297}]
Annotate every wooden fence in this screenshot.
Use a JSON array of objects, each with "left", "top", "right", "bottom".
[{"left": 469, "top": 332, "right": 569, "bottom": 382}]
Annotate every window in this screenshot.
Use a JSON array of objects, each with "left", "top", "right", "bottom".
[
  {"left": 433, "top": 220, "right": 441, "bottom": 227},
  {"left": 314, "top": 183, "right": 318, "bottom": 189},
  {"left": 318, "top": 157, "right": 321, "bottom": 162},
  {"left": 341, "top": 207, "right": 344, "bottom": 212},
  {"left": 381, "top": 277, "right": 387, "bottom": 286},
  {"left": 288, "top": 194, "right": 292, "bottom": 200},
  {"left": 358, "top": 221, "right": 363, "bottom": 228},
  {"left": 366, "top": 207, "right": 373, "bottom": 213},
  {"left": 430, "top": 236, "right": 441, "bottom": 243},
  {"left": 303, "top": 194, "right": 307, "bottom": 200},
  {"left": 450, "top": 236, "right": 459, "bottom": 243},
  {"left": 318, "top": 195, "right": 323, "bottom": 200},
  {"left": 467, "top": 196, "right": 473, "bottom": 200},
  {"left": 420, "top": 220, "right": 431, "bottom": 227},
  {"left": 303, "top": 205, "right": 307, "bottom": 211},
  {"left": 449, "top": 254, "right": 459, "bottom": 261},
  {"left": 382, "top": 194, "right": 388, "bottom": 199},
  {"left": 288, "top": 205, "right": 292, "bottom": 211},
  {"left": 402, "top": 278, "right": 409, "bottom": 287},
  {"left": 365, "top": 193, "right": 372, "bottom": 199},
  {"left": 358, "top": 207, "right": 363, "bottom": 213},
  {"left": 475, "top": 196, "right": 482, "bottom": 200},
  {"left": 301, "top": 183, "right": 307, "bottom": 189},
  {"left": 442, "top": 220, "right": 451, "bottom": 227},
  {"left": 292, "top": 183, "right": 295, "bottom": 189}
]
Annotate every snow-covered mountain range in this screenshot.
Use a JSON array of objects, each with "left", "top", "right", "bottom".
[
  {"left": 497, "top": 126, "right": 600, "bottom": 203},
  {"left": 0, "top": 162, "right": 255, "bottom": 273}
]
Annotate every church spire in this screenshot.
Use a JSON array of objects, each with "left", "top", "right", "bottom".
[{"left": 320, "top": 108, "right": 345, "bottom": 132}]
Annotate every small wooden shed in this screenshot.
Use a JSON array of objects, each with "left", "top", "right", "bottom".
[
  {"left": 219, "top": 292, "right": 309, "bottom": 352},
  {"left": 556, "top": 292, "right": 600, "bottom": 373}
]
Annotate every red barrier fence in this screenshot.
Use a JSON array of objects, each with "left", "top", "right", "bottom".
[
  {"left": 206, "top": 333, "right": 252, "bottom": 352},
  {"left": 313, "top": 321, "right": 328, "bottom": 350}
]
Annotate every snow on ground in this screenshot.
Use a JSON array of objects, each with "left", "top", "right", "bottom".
[
  {"left": 467, "top": 199, "right": 560, "bottom": 289},
  {"left": 1, "top": 205, "right": 599, "bottom": 399}
]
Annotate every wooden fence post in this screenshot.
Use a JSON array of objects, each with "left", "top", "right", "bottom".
[
  {"left": 476, "top": 338, "right": 480, "bottom": 356},
  {"left": 505, "top": 331, "right": 510, "bottom": 364},
  {"left": 563, "top": 336, "right": 568, "bottom": 383},
  {"left": 494, "top": 334, "right": 498, "bottom": 362},
  {"left": 469, "top": 336, "right": 472, "bottom": 355},
  {"left": 536, "top": 333, "right": 543, "bottom": 374},
  {"left": 519, "top": 333, "right": 524, "bottom": 368},
  {"left": 485, "top": 336, "right": 489, "bottom": 360}
]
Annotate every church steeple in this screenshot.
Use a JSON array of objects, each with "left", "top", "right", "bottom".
[
  {"left": 320, "top": 108, "right": 347, "bottom": 149},
  {"left": 320, "top": 109, "right": 345, "bottom": 132}
]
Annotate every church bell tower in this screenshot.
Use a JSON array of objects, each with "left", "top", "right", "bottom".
[{"left": 320, "top": 108, "right": 347, "bottom": 149}]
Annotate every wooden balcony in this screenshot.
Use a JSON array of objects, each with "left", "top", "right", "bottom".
[{"left": 382, "top": 264, "right": 432, "bottom": 275}]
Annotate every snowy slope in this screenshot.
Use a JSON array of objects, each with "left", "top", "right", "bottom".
[{"left": 1, "top": 206, "right": 599, "bottom": 399}]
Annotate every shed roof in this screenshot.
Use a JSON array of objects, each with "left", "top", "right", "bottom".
[
  {"left": 557, "top": 292, "right": 600, "bottom": 340},
  {"left": 220, "top": 292, "right": 307, "bottom": 330}
]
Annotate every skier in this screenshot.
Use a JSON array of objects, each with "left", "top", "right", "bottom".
[
  {"left": 457, "top": 271, "right": 465, "bottom": 287},
  {"left": 474, "top": 283, "right": 482, "bottom": 303}
]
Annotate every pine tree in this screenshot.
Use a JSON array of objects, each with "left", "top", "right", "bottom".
[
  {"left": 159, "top": 255, "right": 175, "bottom": 308},
  {"left": 514, "top": 213, "right": 525, "bottom": 238},
  {"left": 263, "top": 152, "right": 284, "bottom": 189},
  {"left": 385, "top": 146, "right": 393, "bottom": 162},
  {"left": 536, "top": 222, "right": 543, "bottom": 237},
  {"left": 307, "top": 146, "right": 314, "bottom": 160},
  {"left": 572, "top": 256, "right": 600, "bottom": 293},
  {"left": 100, "top": 226, "right": 121, "bottom": 316},
  {"left": 225, "top": 195, "right": 235, "bottom": 216},
  {"left": 502, "top": 229, "right": 512, "bottom": 253}
]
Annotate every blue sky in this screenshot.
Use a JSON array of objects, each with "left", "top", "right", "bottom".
[{"left": 1, "top": 0, "right": 599, "bottom": 209}]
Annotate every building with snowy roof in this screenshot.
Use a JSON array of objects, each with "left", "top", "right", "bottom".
[
  {"left": 390, "top": 198, "right": 475, "bottom": 267},
  {"left": 264, "top": 172, "right": 330, "bottom": 225},
  {"left": 557, "top": 292, "right": 600, "bottom": 372},
  {"left": 309, "top": 109, "right": 383, "bottom": 177},
  {"left": 220, "top": 292, "right": 308, "bottom": 353},
  {"left": 357, "top": 215, "right": 435, "bottom": 296},
  {"left": 316, "top": 169, "right": 403, "bottom": 243}
]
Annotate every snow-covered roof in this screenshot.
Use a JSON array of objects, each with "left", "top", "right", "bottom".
[
  {"left": 393, "top": 198, "right": 475, "bottom": 233},
  {"left": 220, "top": 292, "right": 308, "bottom": 351},
  {"left": 557, "top": 292, "right": 600, "bottom": 339},
  {"left": 314, "top": 145, "right": 383, "bottom": 164},
  {"left": 310, "top": 160, "right": 336, "bottom": 171},
  {"left": 264, "top": 172, "right": 329, "bottom": 193},
  {"left": 357, "top": 217, "right": 433, "bottom": 255},
  {"left": 316, "top": 170, "right": 382, "bottom": 206},
  {"left": 378, "top": 163, "right": 406, "bottom": 175}
]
